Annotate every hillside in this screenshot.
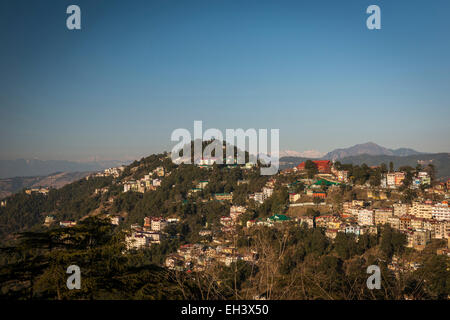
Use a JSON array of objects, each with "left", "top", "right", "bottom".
[
  {"left": 0, "top": 159, "right": 130, "bottom": 179},
  {"left": 0, "top": 149, "right": 449, "bottom": 301},
  {"left": 0, "top": 171, "right": 92, "bottom": 200},
  {"left": 338, "top": 153, "right": 450, "bottom": 180}
]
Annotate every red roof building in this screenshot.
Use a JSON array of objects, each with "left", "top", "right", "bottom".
[
  {"left": 312, "top": 191, "right": 327, "bottom": 199},
  {"left": 297, "top": 160, "right": 331, "bottom": 174}
]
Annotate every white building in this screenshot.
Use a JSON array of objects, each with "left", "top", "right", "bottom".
[
  {"left": 386, "top": 173, "right": 396, "bottom": 188},
  {"left": 357, "top": 209, "right": 375, "bottom": 226},
  {"left": 230, "top": 205, "right": 246, "bottom": 221},
  {"left": 254, "top": 192, "right": 266, "bottom": 204},
  {"left": 125, "top": 233, "right": 150, "bottom": 250},
  {"left": 109, "top": 215, "right": 124, "bottom": 225},
  {"left": 432, "top": 202, "right": 450, "bottom": 221},
  {"left": 151, "top": 217, "right": 168, "bottom": 231},
  {"left": 262, "top": 187, "right": 274, "bottom": 198},
  {"left": 125, "top": 231, "right": 162, "bottom": 250},
  {"left": 411, "top": 202, "right": 433, "bottom": 219}
]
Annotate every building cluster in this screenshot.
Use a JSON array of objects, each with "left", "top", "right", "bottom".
[
  {"left": 123, "top": 166, "right": 165, "bottom": 193},
  {"left": 249, "top": 179, "right": 275, "bottom": 204},
  {"left": 42, "top": 215, "right": 76, "bottom": 228},
  {"left": 287, "top": 177, "right": 341, "bottom": 204},
  {"left": 388, "top": 255, "right": 422, "bottom": 275},
  {"left": 89, "top": 166, "right": 126, "bottom": 179},
  {"left": 380, "top": 171, "right": 431, "bottom": 189},
  {"left": 219, "top": 205, "right": 247, "bottom": 233},
  {"left": 125, "top": 216, "right": 178, "bottom": 250},
  {"left": 59, "top": 220, "right": 77, "bottom": 228},
  {"left": 331, "top": 166, "right": 349, "bottom": 182},
  {"left": 163, "top": 205, "right": 258, "bottom": 271},
  {"left": 94, "top": 187, "right": 109, "bottom": 195},
  {"left": 25, "top": 187, "right": 49, "bottom": 195},
  {"left": 116, "top": 155, "right": 450, "bottom": 274},
  {"left": 188, "top": 180, "right": 209, "bottom": 196},
  {"left": 173, "top": 155, "right": 256, "bottom": 170},
  {"left": 339, "top": 199, "right": 450, "bottom": 250},
  {"left": 247, "top": 214, "right": 292, "bottom": 228},
  {"left": 195, "top": 157, "right": 256, "bottom": 170},
  {"left": 165, "top": 243, "right": 257, "bottom": 272}
]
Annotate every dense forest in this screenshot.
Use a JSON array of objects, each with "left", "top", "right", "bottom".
[{"left": 1, "top": 218, "right": 449, "bottom": 299}]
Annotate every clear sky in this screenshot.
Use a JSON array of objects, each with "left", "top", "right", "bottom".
[{"left": 0, "top": 0, "right": 449, "bottom": 161}]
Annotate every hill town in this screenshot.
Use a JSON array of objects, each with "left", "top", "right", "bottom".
[{"left": 0, "top": 146, "right": 449, "bottom": 299}]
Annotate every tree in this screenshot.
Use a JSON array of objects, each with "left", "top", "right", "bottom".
[
  {"left": 334, "top": 233, "right": 357, "bottom": 260},
  {"left": 380, "top": 225, "right": 406, "bottom": 258},
  {"left": 416, "top": 255, "right": 450, "bottom": 299},
  {"left": 425, "top": 164, "right": 436, "bottom": 183},
  {"left": 313, "top": 196, "right": 323, "bottom": 206},
  {"left": 305, "top": 160, "right": 318, "bottom": 179}
]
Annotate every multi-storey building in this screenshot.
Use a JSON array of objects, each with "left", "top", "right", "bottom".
[
  {"left": 357, "top": 209, "right": 375, "bottom": 226},
  {"left": 385, "top": 172, "right": 406, "bottom": 188},
  {"left": 230, "top": 205, "right": 246, "bottom": 221},
  {"left": 411, "top": 201, "right": 433, "bottom": 219},
  {"left": 432, "top": 202, "right": 450, "bottom": 221},
  {"left": 409, "top": 230, "right": 431, "bottom": 250},
  {"left": 374, "top": 208, "right": 393, "bottom": 225},
  {"left": 262, "top": 187, "right": 274, "bottom": 198},
  {"left": 399, "top": 215, "right": 413, "bottom": 231},
  {"left": 345, "top": 224, "right": 361, "bottom": 236},
  {"left": 214, "top": 193, "right": 233, "bottom": 201},
  {"left": 393, "top": 203, "right": 411, "bottom": 217},
  {"left": 410, "top": 217, "right": 425, "bottom": 230},
  {"left": 395, "top": 172, "right": 406, "bottom": 186},
  {"left": 254, "top": 192, "right": 266, "bottom": 204},
  {"left": 386, "top": 173, "right": 396, "bottom": 188},
  {"left": 151, "top": 217, "right": 168, "bottom": 231},
  {"left": 433, "top": 221, "right": 447, "bottom": 239},
  {"left": 387, "top": 216, "right": 401, "bottom": 230}
]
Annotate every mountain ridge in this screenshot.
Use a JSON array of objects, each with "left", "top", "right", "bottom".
[
  {"left": 279, "top": 152, "right": 450, "bottom": 180},
  {"left": 0, "top": 158, "right": 131, "bottom": 179},
  {"left": 321, "top": 142, "right": 424, "bottom": 160},
  {"left": 0, "top": 171, "right": 93, "bottom": 200}
]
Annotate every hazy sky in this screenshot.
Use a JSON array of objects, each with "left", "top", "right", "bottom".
[{"left": 1, "top": 0, "right": 449, "bottom": 161}]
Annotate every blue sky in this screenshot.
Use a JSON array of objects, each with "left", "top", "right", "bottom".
[{"left": 0, "top": 0, "right": 449, "bottom": 161}]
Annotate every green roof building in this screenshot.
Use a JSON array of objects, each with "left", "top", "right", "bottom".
[{"left": 268, "top": 214, "right": 291, "bottom": 222}]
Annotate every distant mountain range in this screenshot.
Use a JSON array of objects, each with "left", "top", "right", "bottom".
[
  {"left": 279, "top": 150, "right": 325, "bottom": 158},
  {"left": 279, "top": 142, "right": 450, "bottom": 180},
  {"left": 280, "top": 142, "right": 424, "bottom": 161},
  {"left": 0, "top": 171, "right": 92, "bottom": 200},
  {"left": 322, "top": 142, "right": 424, "bottom": 160},
  {"left": 0, "top": 159, "right": 130, "bottom": 179}
]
